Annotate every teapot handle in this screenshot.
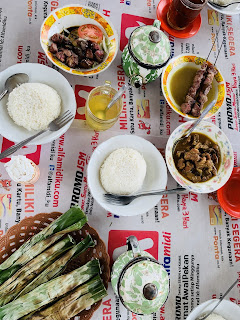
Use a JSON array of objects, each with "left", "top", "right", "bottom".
[
  {"left": 153, "top": 19, "right": 161, "bottom": 29},
  {"left": 127, "top": 236, "right": 141, "bottom": 258}
]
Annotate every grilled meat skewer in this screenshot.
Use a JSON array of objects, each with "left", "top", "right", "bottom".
[
  {"left": 191, "top": 65, "right": 217, "bottom": 117},
  {"left": 180, "top": 61, "right": 208, "bottom": 114}
]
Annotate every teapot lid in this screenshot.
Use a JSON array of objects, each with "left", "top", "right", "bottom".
[
  {"left": 118, "top": 256, "right": 169, "bottom": 315},
  {"left": 129, "top": 20, "right": 171, "bottom": 69}
]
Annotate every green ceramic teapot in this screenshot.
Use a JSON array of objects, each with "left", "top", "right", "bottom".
[
  {"left": 111, "top": 236, "right": 169, "bottom": 315},
  {"left": 122, "top": 20, "right": 171, "bottom": 88}
]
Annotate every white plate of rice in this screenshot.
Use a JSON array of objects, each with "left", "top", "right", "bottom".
[
  {"left": 87, "top": 135, "right": 168, "bottom": 216},
  {"left": 0, "top": 63, "right": 76, "bottom": 145}
]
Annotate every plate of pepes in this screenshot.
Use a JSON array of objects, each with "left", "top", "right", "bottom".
[{"left": 0, "top": 206, "right": 110, "bottom": 320}]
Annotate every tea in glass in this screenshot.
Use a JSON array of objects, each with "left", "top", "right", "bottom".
[
  {"left": 85, "top": 81, "right": 123, "bottom": 131},
  {"left": 167, "top": 0, "right": 207, "bottom": 30}
]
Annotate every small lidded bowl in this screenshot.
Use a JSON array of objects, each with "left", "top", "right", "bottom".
[
  {"left": 122, "top": 20, "right": 171, "bottom": 88},
  {"left": 111, "top": 236, "right": 169, "bottom": 315}
]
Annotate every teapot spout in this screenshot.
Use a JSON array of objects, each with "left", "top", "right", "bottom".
[{"left": 130, "top": 75, "right": 143, "bottom": 88}]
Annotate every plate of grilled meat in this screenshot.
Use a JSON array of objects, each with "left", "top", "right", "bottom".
[{"left": 40, "top": 5, "right": 118, "bottom": 76}]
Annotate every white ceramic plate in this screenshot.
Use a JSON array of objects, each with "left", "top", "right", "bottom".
[
  {"left": 187, "top": 299, "right": 240, "bottom": 320},
  {"left": 165, "top": 121, "right": 234, "bottom": 193},
  {"left": 208, "top": 1, "right": 240, "bottom": 15},
  {"left": 0, "top": 63, "right": 76, "bottom": 145},
  {"left": 87, "top": 135, "right": 168, "bottom": 217}
]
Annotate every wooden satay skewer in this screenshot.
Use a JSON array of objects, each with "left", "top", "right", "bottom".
[
  {"left": 180, "top": 63, "right": 207, "bottom": 114},
  {"left": 180, "top": 27, "right": 222, "bottom": 115},
  {"left": 192, "top": 40, "right": 224, "bottom": 117}
]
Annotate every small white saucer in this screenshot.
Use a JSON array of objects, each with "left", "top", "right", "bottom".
[
  {"left": 87, "top": 135, "right": 168, "bottom": 217},
  {"left": 187, "top": 299, "right": 240, "bottom": 320}
]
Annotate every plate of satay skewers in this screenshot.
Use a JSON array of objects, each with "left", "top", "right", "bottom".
[{"left": 161, "top": 53, "right": 225, "bottom": 119}]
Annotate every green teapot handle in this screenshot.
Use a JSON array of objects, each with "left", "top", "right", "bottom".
[{"left": 153, "top": 19, "right": 161, "bottom": 29}]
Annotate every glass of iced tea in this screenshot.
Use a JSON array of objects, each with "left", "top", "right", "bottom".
[
  {"left": 85, "top": 81, "right": 123, "bottom": 131},
  {"left": 167, "top": 0, "right": 207, "bottom": 30}
]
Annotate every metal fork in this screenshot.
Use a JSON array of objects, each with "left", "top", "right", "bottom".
[
  {"left": 104, "top": 187, "right": 187, "bottom": 206},
  {"left": 0, "top": 110, "right": 74, "bottom": 160}
]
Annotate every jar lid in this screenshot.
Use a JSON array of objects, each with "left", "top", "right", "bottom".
[
  {"left": 118, "top": 256, "right": 169, "bottom": 315},
  {"left": 129, "top": 24, "right": 171, "bottom": 69}
]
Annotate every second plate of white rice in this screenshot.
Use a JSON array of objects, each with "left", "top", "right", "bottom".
[{"left": 87, "top": 135, "right": 168, "bottom": 216}]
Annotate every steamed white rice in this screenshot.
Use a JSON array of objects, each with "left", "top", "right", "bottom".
[
  {"left": 7, "top": 83, "right": 61, "bottom": 131},
  {"left": 100, "top": 148, "right": 147, "bottom": 195}
]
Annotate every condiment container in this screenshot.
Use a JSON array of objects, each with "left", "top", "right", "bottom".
[
  {"left": 122, "top": 20, "right": 171, "bottom": 88},
  {"left": 85, "top": 81, "right": 123, "bottom": 131},
  {"left": 111, "top": 236, "right": 169, "bottom": 315},
  {"left": 4, "top": 156, "right": 40, "bottom": 185}
]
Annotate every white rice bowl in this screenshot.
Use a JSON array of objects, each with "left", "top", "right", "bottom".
[{"left": 7, "top": 83, "right": 61, "bottom": 131}]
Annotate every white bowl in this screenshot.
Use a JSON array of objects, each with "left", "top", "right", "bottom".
[
  {"left": 165, "top": 121, "right": 234, "bottom": 193},
  {"left": 40, "top": 4, "right": 118, "bottom": 76},
  {"left": 87, "top": 135, "right": 168, "bottom": 216},
  {"left": 161, "top": 54, "right": 225, "bottom": 119},
  {"left": 187, "top": 299, "right": 240, "bottom": 320},
  {"left": 0, "top": 63, "right": 76, "bottom": 145},
  {"left": 208, "top": 1, "right": 240, "bottom": 16}
]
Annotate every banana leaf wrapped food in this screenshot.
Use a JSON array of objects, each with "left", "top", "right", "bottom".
[
  {"left": 18, "top": 234, "right": 95, "bottom": 297},
  {"left": 29, "top": 275, "right": 107, "bottom": 320},
  {"left": 0, "top": 235, "right": 75, "bottom": 306},
  {"left": 0, "top": 259, "right": 101, "bottom": 320},
  {"left": 0, "top": 206, "right": 87, "bottom": 285},
  {"left": 0, "top": 233, "right": 63, "bottom": 287}
]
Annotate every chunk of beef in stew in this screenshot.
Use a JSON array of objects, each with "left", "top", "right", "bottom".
[{"left": 173, "top": 133, "right": 220, "bottom": 183}]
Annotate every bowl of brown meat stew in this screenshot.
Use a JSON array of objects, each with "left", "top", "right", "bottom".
[
  {"left": 40, "top": 5, "right": 118, "bottom": 76},
  {"left": 161, "top": 54, "right": 225, "bottom": 119},
  {"left": 165, "top": 121, "right": 234, "bottom": 193}
]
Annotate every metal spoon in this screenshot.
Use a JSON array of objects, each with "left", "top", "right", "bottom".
[
  {"left": 208, "top": 0, "right": 240, "bottom": 8},
  {"left": 172, "top": 99, "right": 216, "bottom": 154},
  {"left": 105, "top": 84, "right": 128, "bottom": 111},
  {"left": 195, "top": 279, "right": 238, "bottom": 320},
  {"left": 0, "top": 73, "right": 29, "bottom": 101}
]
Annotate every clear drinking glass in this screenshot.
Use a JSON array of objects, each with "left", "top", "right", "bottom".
[
  {"left": 167, "top": 0, "right": 207, "bottom": 30},
  {"left": 85, "top": 81, "right": 123, "bottom": 131}
]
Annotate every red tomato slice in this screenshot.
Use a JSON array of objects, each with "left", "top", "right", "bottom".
[{"left": 78, "top": 24, "right": 103, "bottom": 43}]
